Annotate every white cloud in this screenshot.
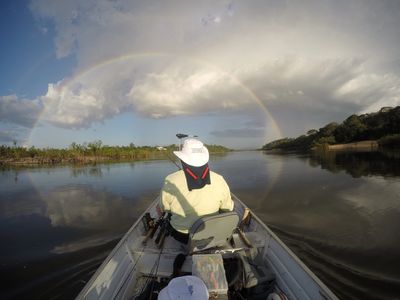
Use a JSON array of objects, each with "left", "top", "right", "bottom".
[
  {"left": 36, "top": 57, "right": 400, "bottom": 134},
  {"left": 127, "top": 65, "right": 252, "bottom": 118},
  {"left": 336, "top": 73, "right": 400, "bottom": 113},
  {"left": 41, "top": 83, "right": 109, "bottom": 128},
  {"left": 39, "top": 58, "right": 255, "bottom": 128},
  {"left": 21, "top": 0, "right": 400, "bottom": 136},
  {"left": 244, "top": 58, "right": 400, "bottom": 111}
]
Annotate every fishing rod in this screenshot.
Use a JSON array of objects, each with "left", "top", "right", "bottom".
[
  {"left": 165, "top": 151, "right": 181, "bottom": 170},
  {"left": 147, "top": 242, "right": 165, "bottom": 300},
  {"left": 154, "top": 213, "right": 171, "bottom": 248},
  {"left": 136, "top": 134, "right": 199, "bottom": 298},
  {"left": 141, "top": 213, "right": 160, "bottom": 245},
  {"left": 135, "top": 213, "right": 167, "bottom": 299},
  {"left": 176, "top": 133, "right": 197, "bottom": 150},
  {"left": 116, "top": 211, "right": 167, "bottom": 298},
  {"left": 163, "top": 133, "right": 198, "bottom": 170},
  {"left": 144, "top": 133, "right": 202, "bottom": 298},
  {"left": 144, "top": 213, "right": 172, "bottom": 299},
  {"left": 142, "top": 212, "right": 172, "bottom": 247}
]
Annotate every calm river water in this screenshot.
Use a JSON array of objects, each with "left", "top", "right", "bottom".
[{"left": 1, "top": 151, "right": 400, "bottom": 299}]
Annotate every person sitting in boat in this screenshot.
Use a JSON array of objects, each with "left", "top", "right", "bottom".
[{"left": 159, "top": 138, "right": 234, "bottom": 244}]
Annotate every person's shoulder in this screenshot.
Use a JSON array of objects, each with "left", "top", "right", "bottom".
[
  {"left": 165, "top": 170, "right": 184, "bottom": 181},
  {"left": 210, "top": 171, "right": 227, "bottom": 182}
]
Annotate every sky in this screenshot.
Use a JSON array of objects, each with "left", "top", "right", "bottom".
[{"left": 1, "top": 0, "right": 400, "bottom": 149}]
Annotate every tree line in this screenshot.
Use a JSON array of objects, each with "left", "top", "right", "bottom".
[
  {"left": 262, "top": 106, "right": 400, "bottom": 151},
  {"left": 0, "top": 141, "right": 230, "bottom": 165}
]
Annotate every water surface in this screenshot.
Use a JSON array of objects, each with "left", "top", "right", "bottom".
[{"left": 1, "top": 151, "right": 399, "bottom": 299}]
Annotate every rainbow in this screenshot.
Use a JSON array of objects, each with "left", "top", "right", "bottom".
[{"left": 29, "top": 52, "right": 282, "bottom": 144}]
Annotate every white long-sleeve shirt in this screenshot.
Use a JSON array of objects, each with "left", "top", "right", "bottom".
[{"left": 160, "top": 170, "right": 234, "bottom": 233}]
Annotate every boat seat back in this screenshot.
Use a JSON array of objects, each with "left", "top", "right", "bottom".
[{"left": 188, "top": 212, "right": 239, "bottom": 253}]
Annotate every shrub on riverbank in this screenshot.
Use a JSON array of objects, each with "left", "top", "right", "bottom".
[
  {"left": 378, "top": 134, "right": 400, "bottom": 148},
  {"left": 0, "top": 142, "right": 231, "bottom": 165}
]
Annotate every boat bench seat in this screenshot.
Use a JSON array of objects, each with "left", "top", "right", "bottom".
[
  {"left": 126, "top": 210, "right": 266, "bottom": 280},
  {"left": 187, "top": 211, "right": 240, "bottom": 254}
]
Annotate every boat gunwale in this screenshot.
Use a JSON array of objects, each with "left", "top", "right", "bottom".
[
  {"left": 77, "top": 194, "right": 338, "bottom": 300},
  {"left": 75, "top": 198, "right": 160, "bottom": 299}
]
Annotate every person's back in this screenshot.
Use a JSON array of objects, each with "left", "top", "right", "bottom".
[{"left": 159, "top": 138, "right": 234, "bottom": 243}]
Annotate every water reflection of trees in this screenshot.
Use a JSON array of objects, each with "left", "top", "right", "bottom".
[
  {"left": 310, "top": 150, "right": 400, "bottom": 178},
  {"left": 70, "top": 165, "right": 103, "bottom": 178}
]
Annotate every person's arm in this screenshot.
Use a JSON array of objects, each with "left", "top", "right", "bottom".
[
  {"left": 160, "top": 191, "right": 171, "bottom": 213},
  {"left": 159, "top": 180, "right": 172, "bottom": 213},
  {"left": 219, "top": 179, "right": 234, "bottom": 212}
]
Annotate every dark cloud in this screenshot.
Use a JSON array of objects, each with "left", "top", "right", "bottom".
[
  {"left": 0, "top": 131, "right": 15, "bottom": 143},
  {"left": 0, "top": 95, "right": 42, "bottom": 127}
]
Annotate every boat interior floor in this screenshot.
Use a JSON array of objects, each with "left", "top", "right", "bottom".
[{"left": 127, "top": 232, "right": 276, "bottom": 300}]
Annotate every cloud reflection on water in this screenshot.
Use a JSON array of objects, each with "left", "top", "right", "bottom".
[
  {"left": 261, "top": 153, "right": 400, "bottom": 251},
  {"left": 257, "top": 151, "right": 400, "bottom": 292},
  {"left": 42, "top": 185, "right": 153, "bottom": 253},
  {"left": 44, "top": 185, "right": 135, "bottom": 229}
]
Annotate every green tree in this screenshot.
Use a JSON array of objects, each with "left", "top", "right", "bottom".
[
  {"left": 335, "top": 115, "right": 367, "bottom": 143},
  {"left": 307, "top": 129, "right": 318, "bottom": 136},
  {"left": 87, "top": 140, "right": 102, "bottom": 156},
  {"left": 319, "top": 122, "right": 339, "bottom": 137}
]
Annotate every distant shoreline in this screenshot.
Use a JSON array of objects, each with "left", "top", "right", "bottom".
[
  {"left": 0, "top": 154, "right": 167, "bottom": 167},
  {"left": 262, "top": 106, "right": 400, "bottom": 152},
  {"left": 0, "top": 151, "right": 231, "bottom": 168},
  {"left": 323, "top": 140, "right": 378, "bottom": 151},
  {"left": 263, "top": 139, "right": 383, "bottom": 154},
  {"left": 0, "top": 142, "right": 231, "bottom": 168}
]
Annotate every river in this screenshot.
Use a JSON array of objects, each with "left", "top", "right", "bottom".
[{"left": 1, "top": 150, "right": 399, "bottom": 299}]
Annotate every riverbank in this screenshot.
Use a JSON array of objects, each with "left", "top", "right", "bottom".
[
  {"left": 323, "top": 140, "right": 378, "bottom": 151},
  {"left": 0, "top": 143, "right": 231, "bottom": 167},
  {"left": 0, "top": 154, "right": 166, "bottom": 166},
  {"left": 262, "top": 106, "right": 400, "bottom": 152},
  {"left": 0, "top": 151, "right": 231, "bottom": 167},
  {"left": 264, "top": 139, "right": 382, "bottom": 154}
]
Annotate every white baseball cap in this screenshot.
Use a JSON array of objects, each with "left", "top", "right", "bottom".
[
  {"left": 158, "top": 275, "right": 209, "bottom": 300},
  {"left": 173, "top": 138, "right": 209, "bottom": 167}
]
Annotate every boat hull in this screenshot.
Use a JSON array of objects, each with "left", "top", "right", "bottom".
[{"left": 77, "top": 194, "right": 338, "bottom": 300}]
